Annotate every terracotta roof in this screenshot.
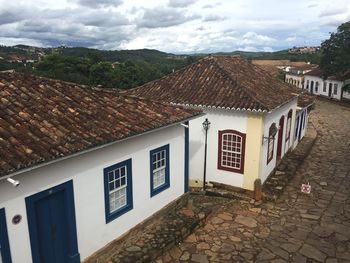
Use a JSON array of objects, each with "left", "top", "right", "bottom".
[
  {"left": 252, "top": 60, "right": 308, "bottom": 67},
  {"left": 304, "top": 68, "right": 324, "bottom": 78},
  {"left": 0, "top": 72, "right": 201, "bottom": 177},
  {"left": 297, "top": 93, "right": 315, "bottom": 108},
  {"left": 126, "top": 56, "right": 298, "bottom": 112},
  {"left": 256, "top": 65, "right": 280, "bottom": 78},
  {"left": 305, "top": 68, "right": 350, "bottom": 81}
]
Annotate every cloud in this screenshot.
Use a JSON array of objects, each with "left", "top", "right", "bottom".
[
  {"left": 242, "top": 32, "right": 276, "bottom": 45},
  {"left": 319, "top": 7, "right": 348, "bottom": 17},
  {"left": 72, "top": 0, "right": 123, "bottom": 8},
  {"left": 0, "top": 9, "right": 28, "bottom": 25},
  {"left": 202, "top": 15, "right": 227, "bottom": 22},
  {"left": 136, "top": 7, "right": 200, "bottom": 28},
  {"left": 168, "top": 0, "right": 197, "bottom": 8},
  {"left": 307, "top": 3, "right": 318, "bottom": 8},
  {"left": 202, "top": 2, "right": 222, "bottom": 9}
]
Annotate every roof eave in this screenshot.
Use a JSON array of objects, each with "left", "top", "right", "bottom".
[
  {"left": 169, "top": 102, "right": 268, "bottom": 113},
  {"left": 0, "top": 112, "right": 204, "bottom": 181}
]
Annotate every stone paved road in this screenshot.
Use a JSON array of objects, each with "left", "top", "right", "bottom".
[{"left": 156, "top": 99, "right": 350, "bottom": 263}]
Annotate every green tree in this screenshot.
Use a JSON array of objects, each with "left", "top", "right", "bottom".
[
  {"left": 320, "top": 21, "right": 350, "bottom": 77},
  {"left": 89, "top": 62, "right": 114, "bottom": 88}
]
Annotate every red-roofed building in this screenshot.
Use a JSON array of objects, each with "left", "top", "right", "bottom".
[
  {"left": 0, "top": 72, "right": 202, "bottom": 262},
  {"left": 126, "top": 56, "right": 313, "bottom": 191}
]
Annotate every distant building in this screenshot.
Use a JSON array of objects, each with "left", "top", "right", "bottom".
[
  {"left": 304, "top": 69, "right": 350, "bottom": 100},
  {"left": 288, "top": 46, "right": 320, "bottom": 54},
  {"left": 285, "top": 64, "right": 318, "bottom": 89}
]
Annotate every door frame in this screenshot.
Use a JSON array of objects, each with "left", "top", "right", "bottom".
[
  {"left": 184, "top": 121, "right": 189, "bottom": 193},
  {"left": 277, "top": 115, "right": 285, "bottom": 160},
  {"left": 0, "top": 208, "right": 12, "bottom": 263},
  {"left": 25, "top": 180, "right": 80, "bottom": 263},
  {"left": 328, "top": 82, "right": 332, "bottom": 98}
]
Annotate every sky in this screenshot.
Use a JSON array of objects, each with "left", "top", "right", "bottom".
[{"left": 0, "top": 0, "right": 349, "bottom": 54}]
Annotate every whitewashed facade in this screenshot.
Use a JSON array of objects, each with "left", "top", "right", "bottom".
[
  {"left": 304, "top": 73, "right": 350, "bottom": 101},
  {"left": 188, "top": 98, "right": 302, "bottom": 188},
  {"left": 285, "top": 74, "right": 303, "bottom": 89},
  {"left": 189, "top": 109, "right": 247, "bottom": 188},
  {"left": 260, "top": 99, "right": 298, "bottom": 183},
  {"left": 0, "top": 124, "right": 189, "bottom": 262}
]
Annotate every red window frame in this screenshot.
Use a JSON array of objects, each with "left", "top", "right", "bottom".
[
  {"left": 285, "top": 110, "right": 293, "bottom": 141},
  {"left": 267, "top": 123, "right": 276, "bottom": 164},
  {"left": 217, "top": 130, "right": 246, "bottom": 174}
]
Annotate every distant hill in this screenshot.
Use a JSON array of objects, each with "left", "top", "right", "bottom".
[{"left": 0, "top": 44, "right": 321, "bottom": 88}]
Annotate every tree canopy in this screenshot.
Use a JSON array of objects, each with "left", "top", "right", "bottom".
[{"left": 320, "top": 21, "right": 350, "bottom": 77}]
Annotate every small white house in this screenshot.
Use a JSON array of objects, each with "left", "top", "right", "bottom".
[
  {"left": 285, "top": 65, "right": 316, "bottom": 89},
  {"left": 0, "top": 72, "right": 201, "bottom": 262},
  {"left": 304, "top": 68, "right": 350, "bottom": 100},
  {"left": 126, "top": 56, "right": 312, "bottom": 191}
]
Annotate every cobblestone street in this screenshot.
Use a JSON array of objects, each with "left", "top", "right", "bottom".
[{"left": 156, "top": 99, "right": 350, "bottom": 263}]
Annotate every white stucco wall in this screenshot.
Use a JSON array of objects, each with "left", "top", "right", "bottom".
[
  {"left": 188, "top": 109, "right": 247, "bottom": 188},
  {"left": 304, "top": 76, "right": 345, "bottom": 100},
  {"left": 304, "top": 75, "right": 324, "bottom": 95},
  {"left": 324, "top": 80, "right": 344, "bottom": 100},
  {"left": 0, "top": 124, "right": 186, "bottom": 262},
  {"left": 260, "top": 99, "right": 297, "bottom": 183},
  {"left": 343, "top": 90, "right": 350, "bottom": 100},
  {"left": 285, "top": 74, "right": 303, "bottom": 89}
]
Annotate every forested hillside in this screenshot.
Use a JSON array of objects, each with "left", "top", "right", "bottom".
[{"left": 0, "top": 45, "right": 321, "bottom": 89}]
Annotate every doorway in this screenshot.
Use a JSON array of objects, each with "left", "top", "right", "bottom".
[
  {"left": 277, "top": 116, "right": 285, "bottom": 160},
  {"left": 26, "top": 180, "right": 80, "bottom": 263},
  {"left": 0, "top": 208, "right": 12, "bottom": 263}
]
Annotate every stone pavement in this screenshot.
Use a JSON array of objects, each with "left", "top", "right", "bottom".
[{"left": 156, "top": 99, "right": 350, "bottom": 263}]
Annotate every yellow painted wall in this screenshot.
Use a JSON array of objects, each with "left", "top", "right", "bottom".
[{"left": 243, "top": 113, "right": 264, "bottom": 190}]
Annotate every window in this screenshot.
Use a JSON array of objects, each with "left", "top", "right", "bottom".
[
  {"left": 104, "top": 159, "right": 133, "bottom": 223},
  {"left": 267, "top": 123, "right": 276, "bottom": 164},
  {"left": 150, "top": 145, "right": 170, "bottom": 196},
  {"left": 323, "top": 82, "right": 327, "bottom": 92},
  {"left": 306, "top": 80, "right": 309, "bottom": 89},
  {"left": 286, "top": 110, "right": 292, "bottom": 141},
  {"left": 334, "top": 83, "right": 338, "bottom": 95},
  {"left": 218, "top": 130, "right": 246, "bottom": 173},
  {"left": 315, "top": 81, "right": 319, "bottom": 92}
]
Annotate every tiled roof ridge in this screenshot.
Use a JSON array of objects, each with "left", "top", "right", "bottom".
[
  {"left": 0, "top": 71, "right": 122, "bottom": 94},
  {"left": 0, "top": 72, "right": 202, "bottom": 177},
  {"left": 0, "top": 71, "right": 203, "bottom": 116},
  {"left": 211, "top": 56, "right": 269, "bottom": 111}
]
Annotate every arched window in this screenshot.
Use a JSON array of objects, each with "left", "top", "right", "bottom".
[
  {"left": 306, "top": 80, "right": 309, "bottom": 89},
  {"left": 267, "top": 123, "right": 276, "bottom": 164},
  {"left": 218, "top": 130, "right": 246, "bottom": 173},
  {"left": 315, "top": 82, "right": 319, "bottom": 93},
  {"left": 285, "top": 110, "right": 293, "bottom": 141}
]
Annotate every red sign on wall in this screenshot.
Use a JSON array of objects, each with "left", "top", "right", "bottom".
[{"left": 301, "top": 183, "right": 311, "bottom": 194}]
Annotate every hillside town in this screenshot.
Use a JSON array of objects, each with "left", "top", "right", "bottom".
[{"left": 0, "top": 1, "right": 349, "bottom": 262}]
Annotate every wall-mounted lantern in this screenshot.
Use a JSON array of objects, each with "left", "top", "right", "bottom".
[
  {"left": 262, "top": 123, "right": 278, "bottom": 144},
  {"left": 202, "top": 118, "right": 211, "bottom": 191}
]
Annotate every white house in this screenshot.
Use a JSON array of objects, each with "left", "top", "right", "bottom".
[
  {"left": 0, "top": 72, "right": 201, "bottom": 263},
  {"left": 285, "top": 64, "right": 317, "bottom": 89},
  {"left": 126, "top": 56, "right": 312, "bottom": 191},
  {"left": 304, "top": 68, "right": 350, "bottom": 100}
]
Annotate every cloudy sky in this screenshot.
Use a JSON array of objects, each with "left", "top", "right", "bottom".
[{"left": 0, "top": 0, "right": 349, "bottom": 53}]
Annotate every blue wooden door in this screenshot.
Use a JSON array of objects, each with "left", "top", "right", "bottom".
[
  {"left": 26, "top": 181, "right": 80, "bottom": 263},
  {"left": 0, "top": 208, "right": 12, "bottom": 263}
]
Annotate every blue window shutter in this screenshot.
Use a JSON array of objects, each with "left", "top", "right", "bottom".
[{"left": 104, "top": 159, "right": 133, "bottom": 223}]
